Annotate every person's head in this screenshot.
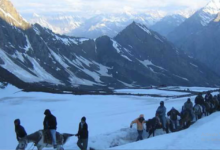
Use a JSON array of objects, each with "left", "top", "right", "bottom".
[
  {"left": 160, "top": 101, "right": 164, "bottom": 106},
  {"left": 207, "top": 91, "right": 210, "bottom": 95},
  {"left": 14, "top": 119, "right": 20, "bottom": 126},
  {"left": 138, "top": 117, "right": 144, "bottom": 123},
  {"left": 171, "top": 107, "right": 175, "bottom": 110},
  {"left": 139, "top": 114, "right": 144, "bottom": 118},
  {"left": 44, "top": 109, "right": 51, "bottom": 116},
  {"left": 81, "top": 116, "right": 86, "bottom": 123},
  {"left": 198, "top": 93, "right": 202, "bottom": 96},
  {"left": 187, "top": 98, "right": 191, "bottom": 103}
]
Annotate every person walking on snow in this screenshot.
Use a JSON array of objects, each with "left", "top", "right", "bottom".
[
  {"left": 75, "top": 116, "right": 88, "bottom": 150},
  {"left": 130, "top": 114, "right": 145, "bottom": 141},
  {"left": 156, "top": 101, "right": 167, "bottom": 131},
  {"left": 14, "top": 119, "right": 27, "bottom": 142},
  {"left": 43, "top": 109, "right": 57, "bottom": 149}
]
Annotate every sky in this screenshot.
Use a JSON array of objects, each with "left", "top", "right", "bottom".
[{"left": 10, "top": 0, "right": 211, "bottom": 17}]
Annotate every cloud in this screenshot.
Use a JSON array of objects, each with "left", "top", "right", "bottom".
[{"left": 10, "top": 0, "right": 210, "bottom": 16}]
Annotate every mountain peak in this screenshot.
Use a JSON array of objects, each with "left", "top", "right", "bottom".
[
  {"left": 203, "top": 0, "right": 220, "bottom": 15},
  {"left": 127, "top": 21, "right": 152, "bottom": 35},
  {"left": 0, "top": 0, "right": 30, "bottom": 29}
]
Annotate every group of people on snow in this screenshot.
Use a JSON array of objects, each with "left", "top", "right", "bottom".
[
  {"left": 14, "top": 91, "right": 220, "bottom": 149},
  {"left": 14, "top": 109, "right": 88, "bottom": 150},
  {"left": 130, "top": 91, "right": 220, "bottom": 141}
]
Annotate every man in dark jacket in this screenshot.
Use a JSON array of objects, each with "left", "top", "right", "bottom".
[
  {"left": 14, "top": 119, "right": 27, "bottom": 141},
  {"left": 205, "top": 91, "right": 213, "bottom": 102},
  {"left": 195, "top": 93, "right": 205, "bottom": 113},
  {"left": 43, "top": 109, "right": 57, "bottom": 148},
  {"left": 156, "top": 101, "right": 166, "bottom": 130},
  {"left": 167, "top": 107, "right": 180, "bottom": 130},
  {"left": 75, "top": 116, "right": 88, "bottom": 150}
]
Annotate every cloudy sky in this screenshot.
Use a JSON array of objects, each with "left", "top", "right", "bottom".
[{"left": 10, "top": 0, "right": 210, "bottom": 17}]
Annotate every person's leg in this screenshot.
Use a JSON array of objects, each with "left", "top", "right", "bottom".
[
  {"left": 162, "top": 117, "right": 166, "bottom": 129},
  {"left": 174, "top": 120, "right": 178, "bottom": 129},
  {"left": 77, "top": 139, "right": 83, "bottom": 150},
  {"left": 159, "top": 117, "right": 164, "bottom": 129},
  {"left": 190, "top": 110, "right": 194, "bottom": 120},
  {"left": 136, "top": 130, "right": 142, "bottom": 141},
  {"left": 171, "top": 119, "right": 176, "bottom": 130},
  {"left": 139, "top": 130, "right": 143, "bottom": 140},
  {"left": 82, "top": 139, "right": 88, "bottom": 150},
  {"left": 50, "top": 129, "right": 57, "bottom": 147}
]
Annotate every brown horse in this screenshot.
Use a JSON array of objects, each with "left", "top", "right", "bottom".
[
  {"left": 180, "top": 110, "right": 192, "bottom": 129},
  {"left": 146, "top": 117, "right": 172, "bottom": 138}
]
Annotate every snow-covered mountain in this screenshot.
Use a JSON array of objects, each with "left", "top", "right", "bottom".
[
  {"left": 167, "top": 0, "right": 220, "bottom": 46},
  {"left": 1, "top": 0, "right": 220, "bottom": 92},
  {"left": 200, "top": 0, "right": 220, "bottom": 25},
  {"left": 150, "top": 14, "right": 186, "bottom": 37},
  {"left": 27, "top": 11, "right": 166, "bottom": 38},
  {"left": 0, "top": 0, "right": 29, "bottom": 29},
  {"left": 174, "top": 9, "right": 196, "bottom": 18},
  {"left": 28, "top": 13, "right": 83, "bottom": 35},
  {"left": 179, "top": 12, "right": 220, "bottom": 76},
  {"left": 70, "top": 12, "right": 166, "bottom": 38}
]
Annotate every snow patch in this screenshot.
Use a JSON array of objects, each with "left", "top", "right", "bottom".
[
  {"left": 173, "top": 74, "right": 189, "bottom": 81},
  {"left": 139, "top": 60, "right": 167, "bottom": 71},
  {"left": 49, "top": 50, "right": 69, "bottom": 68},
  {"left": 121, "top": 55, "right": 132, "bottom": 61},
  {"left": 154, "top": 35, "right": 164, "bottom": 43},
  {"left": 190, "top": 63, "right": 198, "bottom": 68},
  {"left": 111, "top": 39, "right": 121, "bottom": 53},
  {"left": 24, "top": 35, "right": 33, "bottom": 52},
  {"left": 136, "top": 23, "right": 151, "bottom": 35},
  {"left": 0, "top": 49, "right": 43, "bottom": 83}
]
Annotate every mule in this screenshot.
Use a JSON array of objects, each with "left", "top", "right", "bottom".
[{"left": 16, "top": 130, "right": 74, "bottom": 150}]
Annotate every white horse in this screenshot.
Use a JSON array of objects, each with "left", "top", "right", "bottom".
[
  {"left": 16, "top": 130, "right": 74, "bottom": 150},
  {"left": 193, "top": 104, "right": 203, "bottom": 121}
]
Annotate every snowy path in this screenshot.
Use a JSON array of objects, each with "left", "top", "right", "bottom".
[{"left": 0, "top": 85, "right": 219, "bottom": 149}]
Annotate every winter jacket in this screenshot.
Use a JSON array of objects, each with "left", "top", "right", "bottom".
[
  {"left": 156, "top": 106, "right": 166, "bottom": 117},
  {"left": 195, "top": 95, "right": 204, "bottom": 105},
  {"left": 130, "top": 114, "right": 145, "bottom": 131},
  {"left": 167, "top": 109, "right": 180, "bottom": 120},
  {"left": 43, "top": 114, "right": 57, "bottom": 130},
  {"left": 184, "top": 101, "right": 193, "bottom": 110},
  {"left": 15, "top": 125, "right": 27, "bottom": 141},
  {"left": 76, "top": 122, "right": 88, "bottom": 139},
  {"left": 205, "top": 93, "right": 213, "bottom": 102},
  {"left": 218, "top": 94, "right": 220, "bottom": 101}
]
